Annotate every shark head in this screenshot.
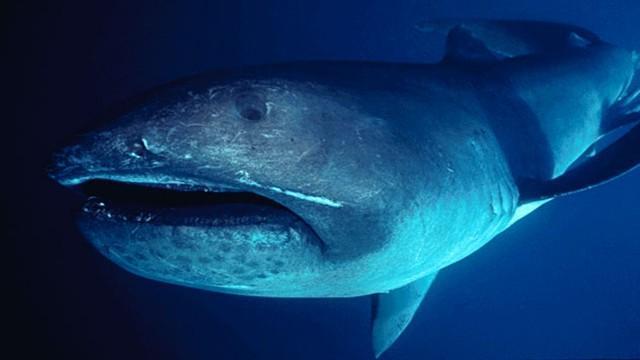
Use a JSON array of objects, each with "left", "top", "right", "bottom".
[{"left": 49, "top": 69, "right": 422, "bottom": 297}]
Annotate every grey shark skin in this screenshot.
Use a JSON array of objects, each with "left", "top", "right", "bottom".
[{"left": 50, "top": 20, "right": 640, "bottom": 357}]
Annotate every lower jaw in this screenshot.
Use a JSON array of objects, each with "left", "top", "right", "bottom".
[
  {"left": 75, "top": 202, "right": 325, "bottom": 295},
  {"left": 68, "top": 179, "right": 330, "bottom": 295}
]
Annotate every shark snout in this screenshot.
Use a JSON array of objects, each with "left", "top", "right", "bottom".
[
  {"left": 48, "top": 132, "right": 173, "bottom": 187},
  {"left": 48, "top": 143, "right": 95, "bottom": 186}
]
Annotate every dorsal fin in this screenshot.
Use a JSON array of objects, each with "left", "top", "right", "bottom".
[
  {"left": 519, "top": 121, "right": 640, "bottom": 203},
  {"left": 443, "top": 26, "right": 501, "bottom": 63},
  {"left": 371, "top": 272, "right": 438, "bottom": 358},
  {"left": 416, "top": 19, "right": 601, "bottom": 61}
]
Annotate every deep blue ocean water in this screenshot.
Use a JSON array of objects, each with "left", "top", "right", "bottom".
[{"left": 5, "top": 1, "right": 639, "bottom": 359}]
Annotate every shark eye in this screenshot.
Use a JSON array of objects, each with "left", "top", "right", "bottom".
[{"left": 235, "top": 92, "right": 267, "bottom": 121}]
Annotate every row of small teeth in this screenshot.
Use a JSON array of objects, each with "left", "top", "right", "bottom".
[{"left": 82, "top": 197, "right": 156, "bottom": 223}]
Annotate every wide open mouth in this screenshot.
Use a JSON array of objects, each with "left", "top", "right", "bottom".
[{"left": 72, "top": 179, "right": 322, "bottom": 234}]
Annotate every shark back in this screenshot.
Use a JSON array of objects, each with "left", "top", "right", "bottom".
[{"left": 372, "top": 19, "right": 640, "bottom": 357}]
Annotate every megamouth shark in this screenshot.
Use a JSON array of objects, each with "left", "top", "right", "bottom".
[{"left": 50, "top": 20, "right": 640, "bottom": 357}]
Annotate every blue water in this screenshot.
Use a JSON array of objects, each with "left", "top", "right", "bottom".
[{"left": 6, "top": 0, "right": 639, "bottom": 359}]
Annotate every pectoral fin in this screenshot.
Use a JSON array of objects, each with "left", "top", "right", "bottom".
[
  {"left": 371, "top": 273, "right": 438, "bottom": 358},
  {"left": 519, "top": 121, "right": 640, "bottom": 203}
]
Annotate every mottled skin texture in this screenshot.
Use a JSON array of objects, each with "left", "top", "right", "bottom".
[{"left": 51, "top": 39, "right": 638, "bottom": 297}]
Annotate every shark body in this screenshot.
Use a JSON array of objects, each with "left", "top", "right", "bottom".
[{"left": 50, "top": 20, "right": 640, "bottom": 357}]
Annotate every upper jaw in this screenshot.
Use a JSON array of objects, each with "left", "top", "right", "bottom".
[
  {"left": 49, "top": 135, "right": 347, "bottom": 209},
  {"left": 49, "top": 152, "right": 346, "bottom": 210},
  {"left": 50, "top": 170, "right": 240, "bottom": 193},
  {"left": 48, "top": 146, "right": 243, "bottom": 192}
]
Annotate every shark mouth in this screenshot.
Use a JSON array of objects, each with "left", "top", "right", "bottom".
[
  {"left": 78, "top": 180, "right": 289, "bottom": 225},
  {"left": 61, "top": 177, "right": 325, "bottom": 249}
]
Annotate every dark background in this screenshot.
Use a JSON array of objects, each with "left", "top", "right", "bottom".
[{"left": 5, "top": 1, "right": 639, "bottom": 359}]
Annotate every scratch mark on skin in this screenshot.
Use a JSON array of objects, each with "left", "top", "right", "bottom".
[
  {"left": 235, "top": 170, "right": 344, "bottom": 208},
  {"left": 296, "top": 143, "right": 319, "bottom": 162},
  {"left": 265, "top": 101, "right": 275, "bottom": 115},
  {"left": 230, "top": 130, "right": 245, "bottom": 144},
  {"left": 152, "top": 252, "right": 181, "bottom": 270},
  {"left": 207, "top": 87, "right": 224, "bottom": 100}
]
